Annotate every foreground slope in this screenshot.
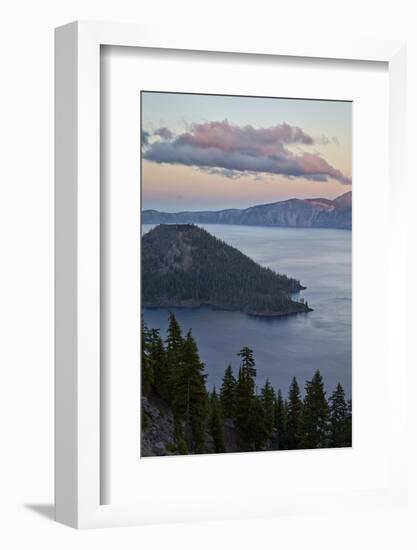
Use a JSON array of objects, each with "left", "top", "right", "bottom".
[{"left": 142, "top": 224, "right": 311, "bottom": 316}]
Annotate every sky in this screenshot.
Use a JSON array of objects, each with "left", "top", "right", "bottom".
[{"left": 141, "top": 92, "right": 352, "bottom": 212}]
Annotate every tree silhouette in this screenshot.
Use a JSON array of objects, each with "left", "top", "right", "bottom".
[
  {"left": 274, "top": 389, "right": 287, "bottom": 450},
  {"left": 329, "top": 383, "right": 351, "bottom": 447},
  {"left": 209, "top": 387, "right": 225, "bottom": 453},
  {"left": 171, "top": 329, "right": 208, "bottom": 453},
  {"left": 301, "top": 370, "right": 330, "bottom": 448},
  {"left": 286, "top": 377, "right": 302, "bottom": 449},
  {"left": 141, "top": 316, "right": 352, "bottom": 456},
  {"left": 220, "top": 364, "right": 237, "bottom": 419},
  {"left": 261, "top": 379, "right": 275, "bottom": 439}
]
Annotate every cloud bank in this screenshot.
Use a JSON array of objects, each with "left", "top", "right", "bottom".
[{"left": 142, "top": 121, "right": 351, "bottom": 185}]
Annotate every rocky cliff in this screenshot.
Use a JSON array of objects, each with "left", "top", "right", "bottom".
[
  {"left": 143, "top": 191, "right": 352, "bottom": 230},
  {"left": 141, "top": 393, "right": 276, "bottom": 457}
]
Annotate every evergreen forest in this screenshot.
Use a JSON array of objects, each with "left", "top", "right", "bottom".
[{"left": 142, "top": 313, "right": 352, "bottom": 455}]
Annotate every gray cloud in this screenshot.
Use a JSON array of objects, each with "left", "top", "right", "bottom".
[
  {"left": 154, "top": 127, "right": 174, "bottom": 139},
  {"left": 141, "top": 129, "right": 150, "bottom": 146},
  {"left": 142, "top": 120, "right": 351, "bottom": 185}
]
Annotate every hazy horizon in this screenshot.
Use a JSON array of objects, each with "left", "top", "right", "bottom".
[
  {"left": 141, "top": 92, "right": 352, "bottom": 212},
  {"left": 142, "top": 189, "right": 352, "bottom": 213}
]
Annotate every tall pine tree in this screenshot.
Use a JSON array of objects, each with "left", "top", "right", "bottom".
[
  {"left": 165, "top": 312, "right": 184, "bottom": 400},
  {"left": 171, "top": 330, "right": 208, "bottom": 453},
  {"left": 141, "top": 318, "right": 153, "bottom": 396},
  {"left": 235, "top": 347, "right": 262, "bottom": 451},
  {"left": 209, "top": 387, "right": 225, "bottom": 453},
  {"left": 329, "top": 383, "right": 350, "bottom": 447},
  {"left": 286, "top": 377, "right": 302, "bottom": 449},
  {"left": 261, "top": 379, "right": 275, "bottom": 439},
  {"left": 148, "top": 328, "right": 168, "bottom": 399},
  {"left": 346, "top": 399, "right": 352, "bottom": 446},
  {"left": 237, "top": 347, "right": 257, "bottom": 382},
  {"left": 247, "top": 397, "right": 268, "bottom": 451},
  {"left": 235, "top": 366, "right": 253, "bottom": 450},
  {"left": 220, "top": 364, "right": 237, "bottom": 419},
  {"left": 274, "top": 388, "right": 287, "bottom": 450},
  {"left": 301, "top": 369, "right": 329, "bottom": 449}
]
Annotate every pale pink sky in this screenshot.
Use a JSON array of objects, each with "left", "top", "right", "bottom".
[{"left": 141, "top": 92, "right": 352, "bottom": 211}]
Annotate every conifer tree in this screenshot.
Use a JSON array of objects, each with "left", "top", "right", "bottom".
[
  {"left": 148, "top": 328, "right": 168, "bottom": 399},
  {"left": 235, "top": 366, "right": 255, "bottom": 450},
  {"left": 141, "top": 318, "right": 153, "bottom": 396},
  {"left": 237, "top": 346, "right": 257, "bottom": 383},
  {"left": 274, "top": 389, "right": 287, "bottom": 450},
  {"left": 286, "top": 377, "right": 302, "bottom": 449},
  {"left": 173, "top": 417, "right": 188, "bottom": 455},
  {"left": 261, "top": 379, "right": 275, "bottom": 439},
  {"left": 166, "top": 312, "right": 183, "bottom": 353},
  {"left": 220, "top": 364, "right": 237, "bottom": 419},
  {"left": 301, "top": 370, "right": 329, "bottom": 448},
  {"left": 165, "top": 312, "right": 184, "bottom": 399},
  {"left": 346, "top": 398, "right": 352, "bottom": 446},
  {"left": 247, "top": 397, "right": 268, "bottom": 451},
  {"left": 142, "top": 313, "right": 352, "bottom": 457},
  {"left": 171, "top": 330, "right": 208, "bottom": 453},
  {"left": 209, "top": 387, "right": 225, "bottom": 453},
  {"left": 235, "top": 348, "right": 256, "bottom": 449},
  {"left": 329, "top": 383, "right": 350, "bottom": 447}
]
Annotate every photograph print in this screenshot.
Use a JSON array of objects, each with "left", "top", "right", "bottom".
[{"left": 141, "top": 91, "right": 352, "bottom": 457}]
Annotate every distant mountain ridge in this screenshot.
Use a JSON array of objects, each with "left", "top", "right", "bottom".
[
  {"left": 142, "top": 224, "right": 311, "bottom": 317},
  {"left": 143, "top": 191, "right": 352, "bottom": 230}
]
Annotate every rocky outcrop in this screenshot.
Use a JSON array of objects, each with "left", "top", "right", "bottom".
[
  {"left": 141, "top": 394, "right": 278, "bottom": 457},
  {"left": 141, "top": 395, "right": 176, "bottom": 457}
]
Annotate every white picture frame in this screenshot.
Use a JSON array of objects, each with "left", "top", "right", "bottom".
[{"left": 55, "top": 20, "right": 407, "bottom": 529}]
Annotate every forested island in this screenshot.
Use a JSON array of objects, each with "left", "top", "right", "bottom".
[
  {"left": 142, "top": 314, "right": 352, "bottom": 456},
  {"left": 142, "top": 224, "right": 312, "bottom": 317}
]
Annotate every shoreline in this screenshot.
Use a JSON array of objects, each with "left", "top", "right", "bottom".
[{"left": 142, "top": 301, "right": 313, "bottom": 318}]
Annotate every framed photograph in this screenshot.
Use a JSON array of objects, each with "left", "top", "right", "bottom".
[
  {"left": 139, "top": 90, "right": 353, "bottom": 458},
  {"left": 55, "top": 21, "right": 408, "bottom": 528}
]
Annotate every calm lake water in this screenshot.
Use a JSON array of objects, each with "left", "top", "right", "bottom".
[{"left": 142, "top": 224, "right": 352, "bottom": 398}]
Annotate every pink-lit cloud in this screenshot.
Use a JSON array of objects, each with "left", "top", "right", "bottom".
[{"left": 143, "top": 121, "right": 351, "bottom": 185}]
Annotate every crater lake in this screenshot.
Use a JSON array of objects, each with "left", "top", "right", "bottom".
[{"left": 142, "top": 224, "right": 351, "bottom": 398}]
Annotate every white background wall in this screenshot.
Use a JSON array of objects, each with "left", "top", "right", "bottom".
[{"left": 0, "top": 0, "right": 416, "bottom": 547}]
